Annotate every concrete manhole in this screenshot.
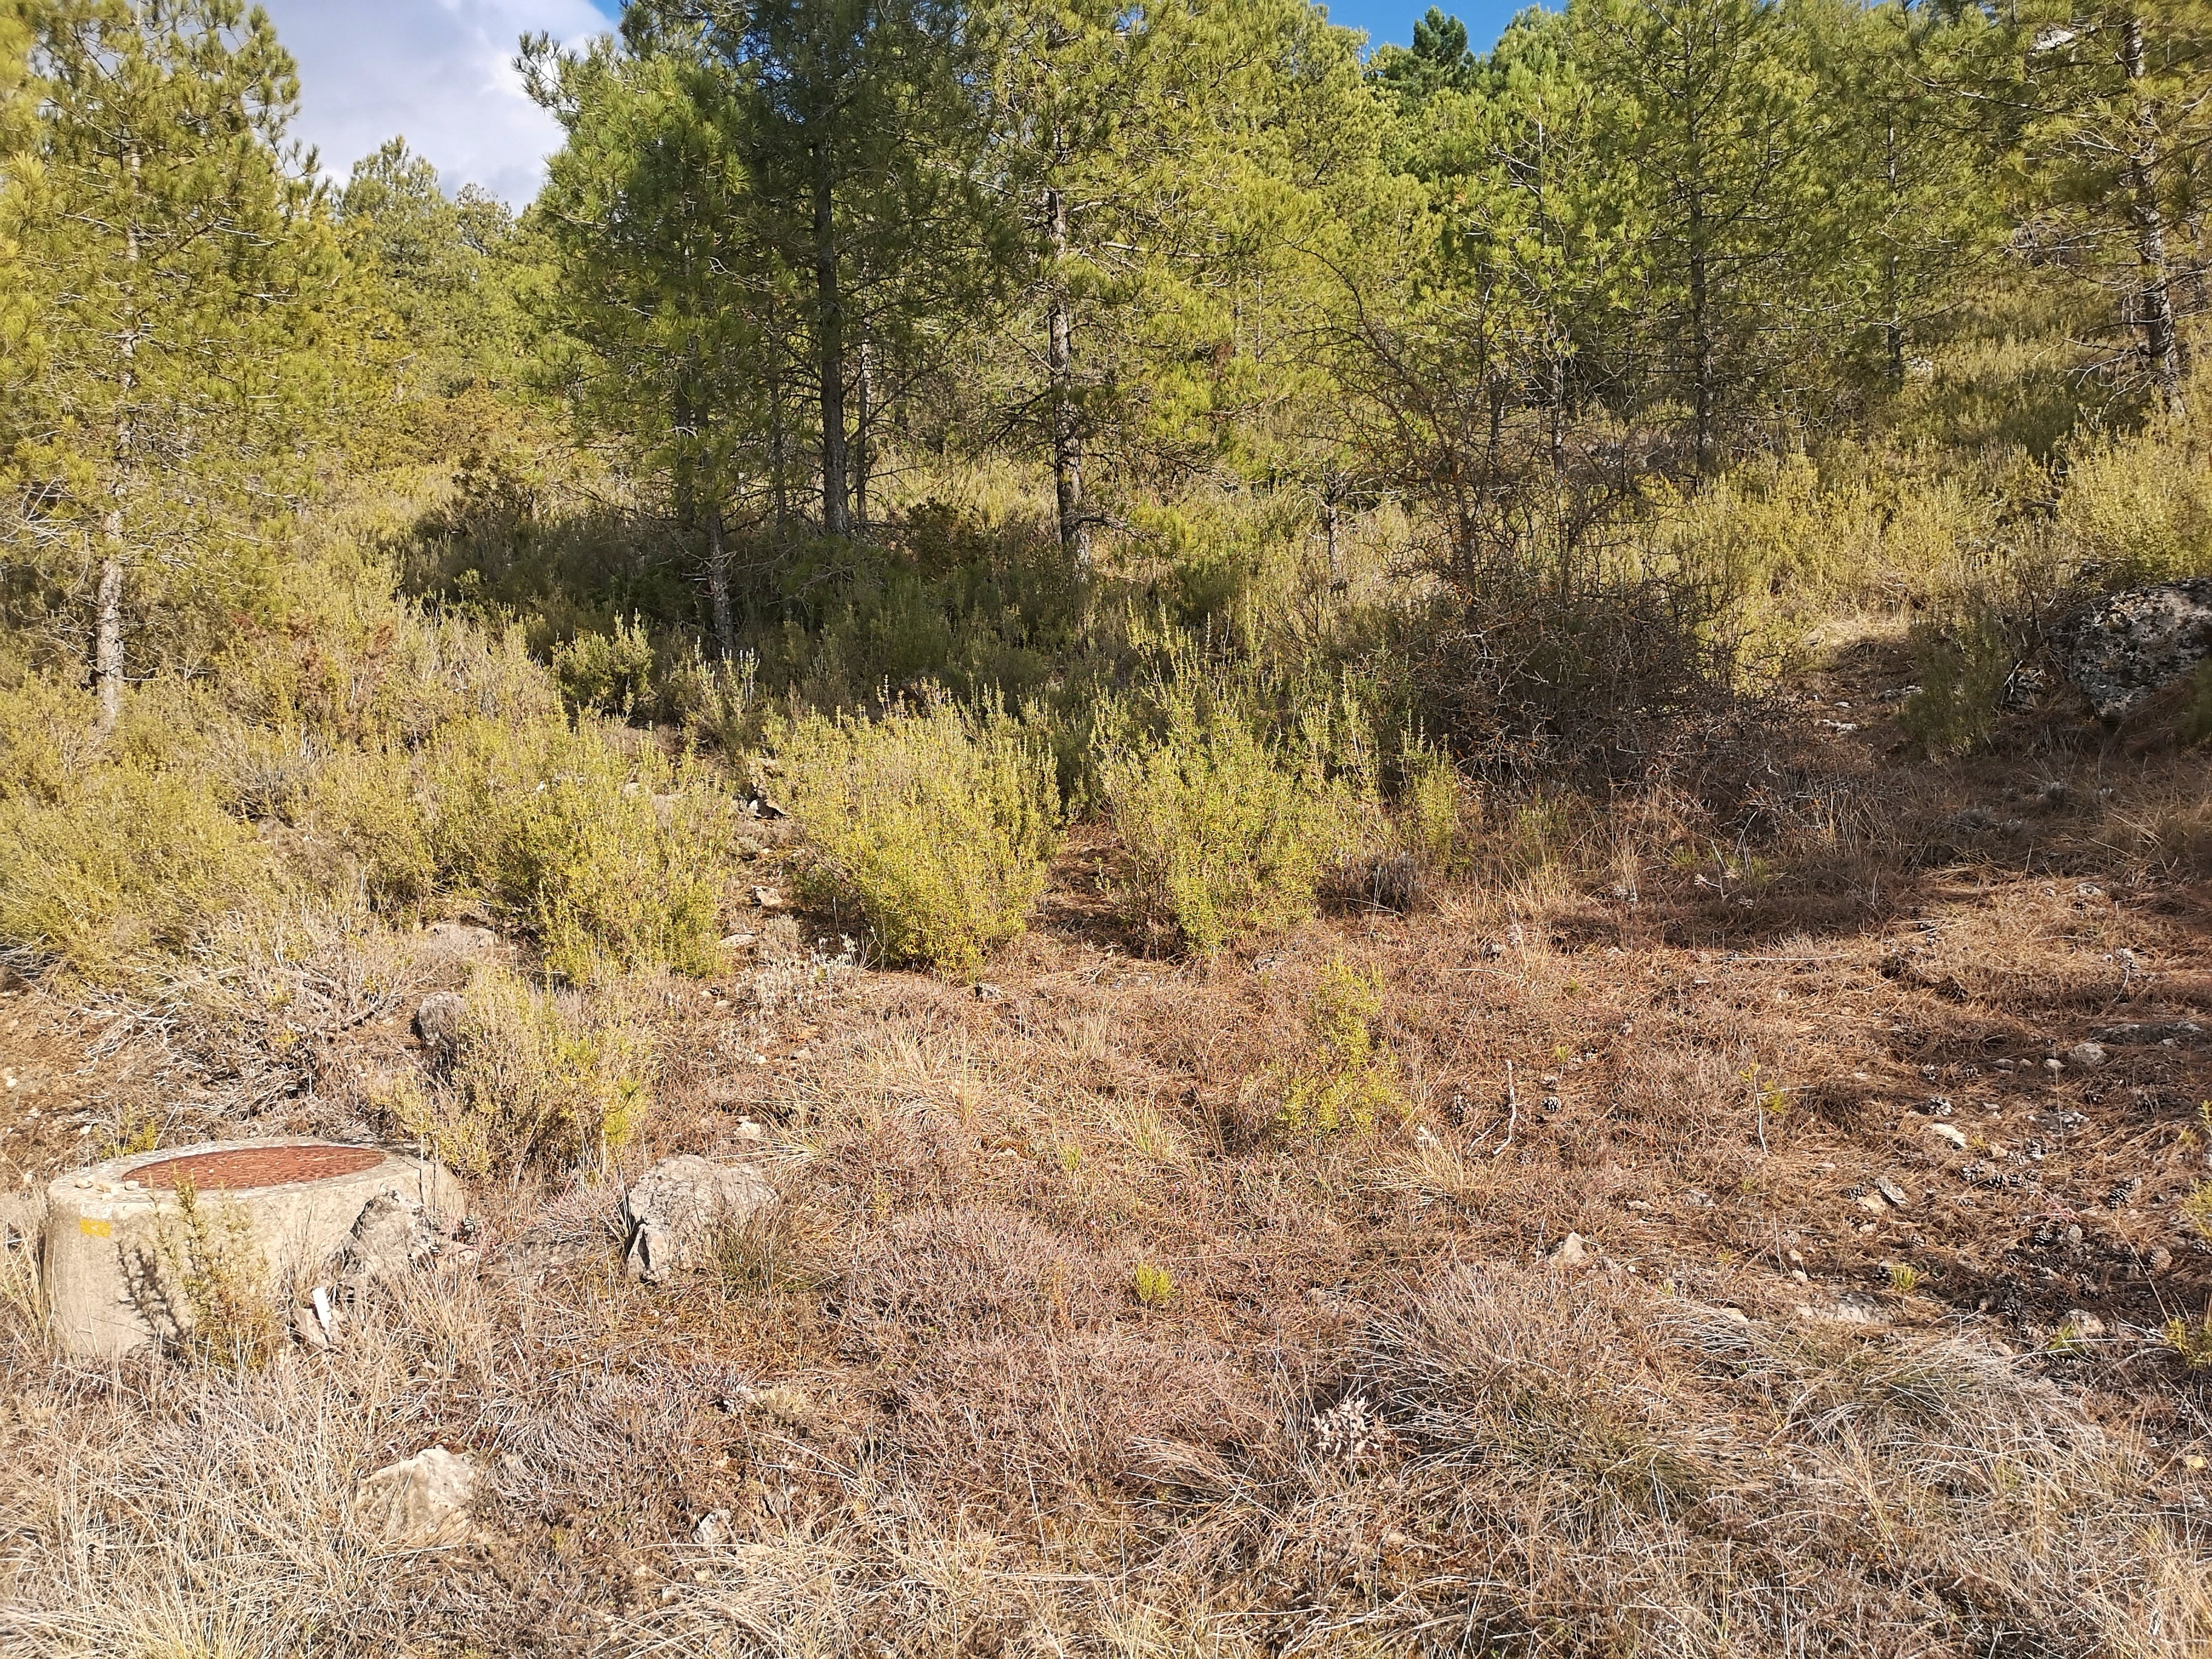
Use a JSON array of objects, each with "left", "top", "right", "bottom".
[
  {"left": 41, "top": 1138, "right": 462, "bottom": 1357},
  {"left": 132, "top": 1144, "right": 388, "bottom": 1190}
]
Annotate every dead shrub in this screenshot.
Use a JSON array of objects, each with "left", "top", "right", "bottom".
[
  {"left": 841, "top": 1205, "right": 1117, "bottom": 1348},
  {"left": 888, "top": 1331, "right": 1264, "bottom": 1516}
]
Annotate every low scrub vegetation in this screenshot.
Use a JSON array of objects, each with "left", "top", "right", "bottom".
[{"left": 777, "top": 697, "right": 1061, "bottom": 974}]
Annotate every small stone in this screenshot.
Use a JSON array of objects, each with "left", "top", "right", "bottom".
[
  {"left": 412, "top": 991, "right": 467, "bottom": 1053},
  {"left": 2065, "top": 1041, "right": 2108, "bottom": 1071},
  {"left": 2043, "top": 1057, "right": 2064, "bottom": 1073},
  {"left": 341, "top": 1191, "right": 437, "bottom": 1283},
  {"left": 354, "top": 1447, "right": 478, "bottom": 1547},
  {"left": 1874, "top": 1178, "right": 1909, "bottom": 1208},
  {"left": 751, "top": 886, "right": 787, "bottom": 910},
  {"left": 1855, "top": 1191, "right": 1889, "bottom": 1215},
  {"left": 731, "top": 1118, "right": 768, "bottom": 1142},
  {"left": 692, "top": 1509, "right": 732, "bottom": 1547},
  {"left": 719, "top": 933, "right": 757, "bottom": 950},
  {"left": 1549, "top": 1232, "right": 1590, "bottom": 1268},
  {"left": 2056, "top": 1309, "right": 2105, "bottom": 1342},
  {"left": 622, "top": 1155, "right": 777, "bottom": 1284}
]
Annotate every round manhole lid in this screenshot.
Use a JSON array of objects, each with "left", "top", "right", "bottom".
[{"left": 132, "top": 1145, "right": 386, "bottom": 1190}]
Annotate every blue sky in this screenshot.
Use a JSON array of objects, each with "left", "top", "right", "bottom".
[{"left": 265, "top": 0, "right": 1520, "bottom": 209}]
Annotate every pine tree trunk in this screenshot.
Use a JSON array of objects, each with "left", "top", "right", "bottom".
[
  {"left": 705, "top": 504, "right": 735, "bottom": 661},
  {"left": 96, "top": 139, "right": 140, "bottom": 736},
  {"left": 1885, "top": 119, "right": 1905, "bottom": 388},
  {"left": 1045, "top": 184, "right": 1088, "bottom": 566},
  {"left": 94, "top": 545, "right": 124, "bottom": 734},
  {"left": 2122, "top": 14, "right": 2185, "bottom": 414},
  {"left": 854, "top": 329, "right": 873, "bottom": 529},
  {"left": 812, "top": 144, "right": 851, "bottom": 537},
  {"left": 769, "top": 343, "right": 791, "bottom": 532},
  {"left": 1689, "top": 206, "right": 1714, "bottom": 474}
]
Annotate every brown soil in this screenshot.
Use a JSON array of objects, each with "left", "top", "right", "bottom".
[{"left": 130, "top": 1143, "right": 385, "bottom": 1190}]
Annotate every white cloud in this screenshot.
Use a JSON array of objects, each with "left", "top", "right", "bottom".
[{"left": 260, "top": 0, "right": 617, "bottom": 206}]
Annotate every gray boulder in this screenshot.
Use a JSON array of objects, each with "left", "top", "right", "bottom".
[
  {"left": 340, "top": 1190, "right": 438, "bottom": 1284},
  {"left": 620, "top": 1155, "right": 777, "bottom": 1284},
  {"left": 412, "top": 991, "right": 468, "bottom": 1053},
  {"left": 2060, "top": 579, "right": 2212, "bottom": 719}
]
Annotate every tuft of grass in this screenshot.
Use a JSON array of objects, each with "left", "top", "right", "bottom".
[
  {"left": 776, "top": 695, "right": 1061, "bottom": 976},
  {"left": 1132, "top": 1261, "right": 1176, "bottom": 1307}
]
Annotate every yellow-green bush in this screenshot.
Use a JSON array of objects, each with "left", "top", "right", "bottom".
[
  {"left": 2057, "top": 390, "right": 2212, "bottom": 584},
  {"left": 776, "top": 697, "right": 1061, "bottom": 975},
  {"left": 389, "top": 965, "right": 655, "bottom": 1178},
  {"left": 1269, "top": 959, "right": 1406, "bottom": 1134},
  {"left": 1101, "top": 682, "right": 1344, "bottom": 956},
  {"left": 303, "top": 715, "right": 737, "bottom": 982},
  {"left": 0, "top": 734, "right": 272, "bottom": 982}
]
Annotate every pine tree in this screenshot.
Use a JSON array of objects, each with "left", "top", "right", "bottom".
[
  {"left": 523, "top": 26, "right": 775, "bottom": 655},
  {"left": 1574, "top": 0, "right": 1832, "bottom": 471},
  {"left": 2, "top": 0, "right": 343, "bottom": 729}
]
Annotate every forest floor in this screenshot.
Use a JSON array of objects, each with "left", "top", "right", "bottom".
[{"left": 3, "top": 634, "right": 2212, "bottom": 1656}]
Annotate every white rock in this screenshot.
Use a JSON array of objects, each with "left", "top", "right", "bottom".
[
  {"left": 354, "top": 1447, "right": 478, "bottom": 1547},
  {"left": 692, "top": 1509, "right": 732, "bottom": 1547},
  {"left": 1549, "top": 1232, "right": 1590, "bottom": 1268},
  {"left": 621, "top": 1156, "right": 777, "bottom": 1284},
  {"left": 2065, "top": 1041, "right": 2108, "bottom": 1070},
  {"left": 342, "top": 1190, "right": 438, "bottom": 1283}
]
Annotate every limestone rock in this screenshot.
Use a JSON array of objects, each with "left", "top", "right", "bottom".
[
  {"left": 412, "top": 991, "right": 467, "bottom": 1053},
  {"left": 2065, "top": 1041, "right": 2109, "bottom": 1070},
  {"left": 2059, "top": 580, "right": 2212, "bottom": 719},
  {"left": 420, "top": 921, "right": 499, "bottom": 959},
  {"left": 1548, "top": 1232, "right": 1590, "bottom": 1269},
  {"left": 355, "top": 1447, "right": 478, "bottom": 1547},
  {"left": 341, "top": 1190, "right": 437, "bottom": 1282},
  {"left": 620, "top": 1155, "right": 776, "bottom": 1284}
]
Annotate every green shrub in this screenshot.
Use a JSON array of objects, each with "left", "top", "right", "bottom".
[
  {"left": 154, "top": 1175, "right": 281, "bottom": 1370},
  {"left": 0, "top": 754, "right": 271, "bottom": 983},
  {"left": 2056, "top": 391, "right": 2212, "bottom": 584},
  {"left": 1270, "top": 959, "right": 1406, "bottom": 1134},
  {"left": 461, "top": 734, "right": 734, "bottom": 984},
  {"left": 305, "top": 715, "right": 737, "bottom": 981},
  {"left": 1402, "top": 741, "right": 1462, "bottom": 870},
  {"left": 776, "top": 696, "right": 1061, "bottom": 975},
  {"left": 553, "top": 615, "right": 657, "bottom": 719},
  {"left": 1101, "top": 682, "right": 1343, "bottom": 956},
  {"left": 390, "top": 964, "right": 655, "bottom": 1178}
]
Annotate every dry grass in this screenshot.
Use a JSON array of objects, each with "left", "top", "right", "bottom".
[{"left": 6, "top": 641, "right": 2212, "bottom": 1656}]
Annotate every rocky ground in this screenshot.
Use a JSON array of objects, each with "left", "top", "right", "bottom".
[{"left": 2, "top": 632, "right": 2212, "bottom": 1656}]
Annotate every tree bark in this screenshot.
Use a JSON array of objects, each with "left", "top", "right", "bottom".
[
  {"left": 94, "top": 546, "right": 124, "bottom": 733},
  {"left": 811, "top": 143, "right": 851, "bottom": 536},
  {"left": 96, "top": 138, "right": 140, "bottom": 736},
  {"left": 854, "top": 328, "right": 873, "bottom": 529},
  {"left": 1045, "top": 184, "right": 1089, "bottom": 566},
  {"left": 705, "top": 504, "right": 735, "bottom": 660},
  {"left": 1885, "top": 118, "right": 1905, "bottom": 388},
  {"left": 2121, "top": 13, "right": 2185, "bottom": 413}
]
